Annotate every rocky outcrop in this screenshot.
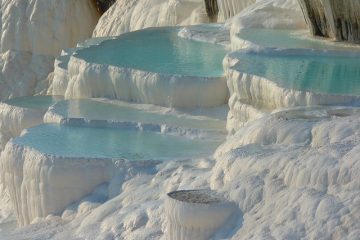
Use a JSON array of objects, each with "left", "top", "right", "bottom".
[{"left": 298, "top": 0, "right": 360, "bottom": 42}]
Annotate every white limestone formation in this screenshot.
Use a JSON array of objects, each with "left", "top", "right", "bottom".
[
  {"left": 56, "top": 56, "right": 228, "bottom": 108},
  {"left": 217, "top": 0, "right": 255, "bottom": 22},
  {"left": 0, "top": 103, "right": 46, "bottom": 150},
  {"left": 1, "top": 141, "right": 112, "bottom": 226},
  {"left": 0, "top": 51, "right": 53, "bottom": 101},
  {"left": 92, "top": 0, "right": 209, "bottom": 37},
  {"left": 0, "top": 0, "right": 99, "bottom": 57},
  {"left": 224, "top": 50, "right": 360, "bottom": 133}
]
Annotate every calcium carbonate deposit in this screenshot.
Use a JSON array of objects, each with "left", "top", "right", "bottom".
[{"left": 0, "top": 0, "right": 359, "bottom": 239}]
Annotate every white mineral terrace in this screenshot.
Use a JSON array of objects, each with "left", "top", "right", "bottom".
[
  {"left": 51, "top": 27, "right": 229, "bottom": 108},
  {"left": 0, "top": 96, "right": 63, "bottom": 150},
  {"left": 0, "top": 0, "right": 360, "bottom": 239}
]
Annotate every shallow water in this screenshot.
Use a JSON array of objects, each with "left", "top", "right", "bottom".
[
  {"left": 52, "top": 99, "right": 226, "bottom": 131},
  {"left": 0, "top": 221, "right": 16, "bottom": 239},
  {"left": 14, "top": 124, "right": 222, "bottom": 160},
  {"left": 4, "top": 96, "right": 63, "bottom": 109},
  {"left": 238, "top": 28, "right": 360, "bottom": 51},
  {"left": 76, "top": 27, "right": 227, "bottom": 77},
  {"left": 233, "top": 51, "right": 360, "bottom": 95}
]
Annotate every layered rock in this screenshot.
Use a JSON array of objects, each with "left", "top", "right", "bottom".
[{"left": 298, "top": 0, "right": 360, "bottom": 42}]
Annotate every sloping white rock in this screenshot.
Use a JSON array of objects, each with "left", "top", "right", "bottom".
[
  {"left": 0, "top": 0, "right": 99, "bottom": 56},
  {"left": 211, "top": 109, "right": 360, "bottom": 239},
  {"left": 0, "top": 50, "right": 53, "bottom": 101},
  {"left": 3, "top": 108, "right": 360, "bottom": 239},
  {"left": 217, "top": 0, "right": 256, "bottom": 22},
  {"left": 92, "top": 0, "right": 209, "bottom": 37}
]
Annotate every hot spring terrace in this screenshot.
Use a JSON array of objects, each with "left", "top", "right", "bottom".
[
  {"left": 51, "top": 26, "right": 229, "bottom": 108},
  {"left": 2, "top": 23, "right": 360, "bottom": 232}
]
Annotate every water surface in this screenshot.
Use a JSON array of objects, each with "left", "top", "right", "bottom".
[
  {"left": 14, "top": 124, "right": 222, "bottom": 160},
  {"left": 76, "top": 27, "right": 227, "bottom": 77}
]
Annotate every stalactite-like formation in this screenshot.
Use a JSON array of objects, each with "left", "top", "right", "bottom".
[
  {"left": 216, "top": 0, "right": 256, "bottom": 22},
  {"left": 92, "top": 0, "right": 117, "bottom": 15},
  {"left": 298, "top": 0, "right": 360, "bottom": 43},
  {"left": 205, "top": 0, "right": 219, "bottom": 22}
]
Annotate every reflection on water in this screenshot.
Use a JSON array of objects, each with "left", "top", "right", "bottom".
[
  {"left": 77, "top": 27, "right": 227, "bottom": 77},
  {"left": 13, "top": 124, "right": 222, "bottom": 160},
  {"left": 0, "top": 220, "right": 16, "bottom": 238},
  {"left": 233, "top": 51, "right": 360, "bottom": 96}
]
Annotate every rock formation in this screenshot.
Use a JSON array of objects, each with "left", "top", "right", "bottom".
[
  {"left": 93, "top": 0, "right": 117, "bottom": 14},
  {"left": 204, "top": 0, "right": 219, "bottom": 22},
  {"left": 298, "top": 0, "right": 360, "bottom": 42}
]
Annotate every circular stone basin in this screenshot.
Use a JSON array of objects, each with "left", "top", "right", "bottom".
[
  {"left": 14, "top": 124, "right": 222, "bottom": 160},
  {"left": 75, "top": 27, "right": 227, "bottom": 77},
  {"left": 238, "top": 28, "right": 360, "bottom": 51},
  {"left": 165, "top": 189, "right": 236, "bottom": 240},
  {"left": 4, "top": 96, "right": 63, "bottom": 109},
  {"left": 231, "top": 50, "right": 360, "bottom": 96},
  {"left": 48, "top": 99, "right": 226, "bottom": 132}
]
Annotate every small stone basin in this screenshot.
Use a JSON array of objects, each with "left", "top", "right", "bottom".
[{"left": 165, "top": 189, "right": 236, "bottom": 240}]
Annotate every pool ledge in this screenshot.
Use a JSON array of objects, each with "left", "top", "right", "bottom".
[
  {"left": 0, "top": 141, "right": 160, "bottom": 226},
  {"left": 0, "top": 102, "right": 46, "bottom": 149},
  {"left": 224, "top": 52, "right": 360, "bottom": 133},
  {"left": 59, "top": 56, "right": 228, "bottom": 108}
]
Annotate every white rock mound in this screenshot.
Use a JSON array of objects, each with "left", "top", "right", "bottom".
[
  {"left": 0, "top": 0, "right": 99, "bottom": 56},
  {"left": 0, "top": 50, "right": 53, "bottom": 101},
  {"left": 93, "top": 0, "right": 209, "bottom": 37}
]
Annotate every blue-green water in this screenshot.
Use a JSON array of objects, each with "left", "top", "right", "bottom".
[
  {"left": 4, "top": 96, "right": 63, "bottom": 109},
  {"left": 238, "top": 28, "right": 360, "bottom": 51},
  {"left": 53, "top": 99, "right": 226, "bottom": 131},
  {"left": 232, "top": 51, "right": 360, "bottom": 96},
  {"left": 75, "top": 27, "right": 227, "bottom": 77},
  {"left": 14, "top": 124, "right": 221, "bottom": 160}
]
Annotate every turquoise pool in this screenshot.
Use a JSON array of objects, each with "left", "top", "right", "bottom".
[
  {"left": 4, "top": 96, "right": 63, "bottom": 109},
  {"left": 231, "top": 51, "right": 360, "bottom": 96},
  {"left": 75, "top": 27, "right": 227, "bottom": 77},
  {"left": 51, "top": 99, "right": 226, "bottom": 131},
  {"left": 238, "top": 28, "right": 360, "bottom": 51},
  {"left": 14, "top": 124, "right": 222, "bottom": 160}
]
